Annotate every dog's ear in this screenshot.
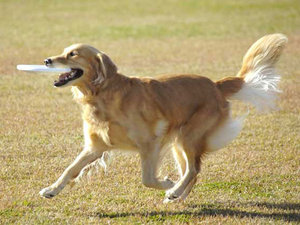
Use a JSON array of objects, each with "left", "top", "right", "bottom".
[{"left": 94, "top": 53, "right": 118, "bottom": 84}]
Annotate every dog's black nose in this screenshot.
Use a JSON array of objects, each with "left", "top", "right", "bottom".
[{"left": 44, "top": 58, "right": 52, "bottom": 66}]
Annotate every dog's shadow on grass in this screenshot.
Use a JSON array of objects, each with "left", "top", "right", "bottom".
[{"left": 95, "top": 202, "right": 300, "bottom": 222}]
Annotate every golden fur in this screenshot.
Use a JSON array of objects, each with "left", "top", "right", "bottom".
[{"left": 39, "top": 34, "right": 287, "bottom": 202}]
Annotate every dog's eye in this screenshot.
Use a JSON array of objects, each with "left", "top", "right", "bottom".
[{"left": 69, "top": 51, "right": 77, "bottom": 57}]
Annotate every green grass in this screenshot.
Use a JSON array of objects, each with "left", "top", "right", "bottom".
[{"left": 0, "top": 0, "right": 300, "bottom": 224}]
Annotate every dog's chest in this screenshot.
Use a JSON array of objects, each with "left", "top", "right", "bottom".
[
  {"left": 82, "top": 102, "right": 110, "bottom": 133},
  {"left": 81, "top": 103, "right": 110, "bottom": 144},
  {"left": 82, "top": 100, "right": 106, "bottom": 120},
  {"left": 81, "top": 102, "right": 136, "bottom": 149}
]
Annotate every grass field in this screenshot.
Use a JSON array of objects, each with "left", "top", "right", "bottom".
[{"left": 0, "top": 0, "right": 299, "bottom": 224}]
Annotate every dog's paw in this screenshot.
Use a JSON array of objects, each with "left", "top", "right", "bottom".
[
  {"left": 163, "top": 192, "right": 181, "bottom": 204},
  {"left": 164, "top": 189, "right": 181, "bottom": 203},
  {"left": 39, "top": 186, "right": 59, "bottom": 198}
]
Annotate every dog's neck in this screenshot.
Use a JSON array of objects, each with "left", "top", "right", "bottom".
[
  {"left": 71, "top": 73, "right": 131, "bottom": 104},
  {"left": 71, "top": 80, "right": 97, "bottom": 100}
]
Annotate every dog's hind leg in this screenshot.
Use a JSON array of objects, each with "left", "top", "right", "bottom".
[
  {"left": 165, "top": 105, "right": 219, "bottom": 202},
  {"left": 169, "top": 149, "right": 198, "bottom": 201},
  {"left": 172, "top": 142, "right": 199, "bottom": 200},
  {"left": 164, "top": 146, "right": 201, "bottom": 203},
  {"left": 178, "top": 175, "right": 197, "bottom": 201},
  {"left": 140, "top": 142, "right": 175, "bottom": 190},
  {"left": 39, "top": 148, "right": 103, "bottom": 198},
  {"left": 172, "top": 143, "right": 187, "bottom": 178}
]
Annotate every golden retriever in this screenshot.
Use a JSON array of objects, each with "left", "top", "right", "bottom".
[{"left": 40, "top": 34, "right": 287, "bottom": 202}]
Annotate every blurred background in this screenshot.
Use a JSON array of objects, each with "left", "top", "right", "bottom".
[
  {"left": 0, "top": 0, "right": 299, "bottom": 224},
  {"left": 1, "top": 0, "right": 299, "bottom": 76}
]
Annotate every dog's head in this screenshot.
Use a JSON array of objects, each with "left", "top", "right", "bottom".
[{"left": 44, "top": 44, "right": 117, "bottom": 88}]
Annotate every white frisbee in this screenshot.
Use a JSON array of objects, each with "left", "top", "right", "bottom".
[{"left": 17, "top": 65, "right": 71, "bottom": 73}]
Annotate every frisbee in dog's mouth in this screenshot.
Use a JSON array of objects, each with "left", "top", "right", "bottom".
[{"left": 54, "top": 68, "right": 83, "bottom": 87}]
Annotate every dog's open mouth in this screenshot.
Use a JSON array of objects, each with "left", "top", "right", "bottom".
[{"left": 54, "top": 68, "right": 83, "bottom": 87}]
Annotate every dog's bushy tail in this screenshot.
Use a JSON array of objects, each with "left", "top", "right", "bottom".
[
  {"left": 216, "top": 33, "right": 287, "bottom": 112},
  {"left": 208, "top": 34, "right": 287, "bottom": 152}
]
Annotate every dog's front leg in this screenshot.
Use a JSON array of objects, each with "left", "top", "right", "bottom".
[{"left": 39, "top": 148, "right": 102, "bottom": 198}]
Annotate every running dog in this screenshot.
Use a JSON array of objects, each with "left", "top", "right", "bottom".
[{"left": 40, "top": 34, "right": 287, "bottom": 202}]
